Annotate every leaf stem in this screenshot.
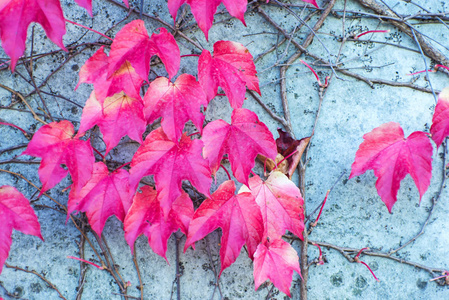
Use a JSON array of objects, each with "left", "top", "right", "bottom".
[
  {"left": 354, "top": 29, "right": 390, "bottom": 40},
  {"left": 357, "top": 260, "right": 380, "bottom": 282},
  {"left": 299, "top": 59, "right": 322, "bottom": 86},
  {"left": 113, "top": 162, "right": 131, "bottom": 172},
  {"left": 180, "top": 54, "right": 200, "bottom": 58},
  {"left": 220, "top": 164, "right": 231, "bottom": 181},
  {"left": 92, "top": 147, "right": 105, "bottom": 160},
  {"left": 276, "top": 149, "right": 298, "bottom": 169},
  {"left": 65, "top": 19, "right": 113, "bottom": 41},
  {"left": 67, "top": 256, "right": 104, "bottom": 270},
  {"left": 0, "top": 121, "right": 29, "bottom": 137},
  {"left": 310, "top": 190, "right": 330, "bottom": 227}
]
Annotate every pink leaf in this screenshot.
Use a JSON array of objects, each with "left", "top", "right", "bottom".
[
  {"left": 430, "top": 87, "right": 449, "bottom": 148},
  {"left": 124, "top": 186, "right": 193, "bottom": 259},
  {"left": 239, "top": 171, "right": 305, "bottom": 240},
  {"left": 130, "top": 128, "right": 211, "bottom": 217},
  {"left": 22, "top": 121, "right": 94, "bottom": 193},
  {"left": 185, "top": 180, "right": 263, "bottom": 275},
  {"left": 201, "top": 108, "right": 277, "bottom": 185},
  {"left": 167, "top": 0, "right": 188, "bottom": 21},
  {"left": 79, "top": 92, "right": 146, "bottom": 154},
  {"left": 0, "top": 186, "right": 43, "bottom": 274},
  {"left": 108, "top": 21, "right": 180, "bottom": 81},
  {"left": 253, "top": 239, "right": 300, "bottom": 297},
  {"left": 76, "top": 46, "right": 143, "bottom": 102},
  {"left": 74, "top": 0, "right": 129, "bottom": 16},
  {"left": 0, "top": 0, "right": 67, "bottom": 71},
  {"left": 143, "top": 74, "right": 208, "bottom": 143},
  {"left": 68, "top": 162, "right": 133, "bottom": 236},
  {"left": 198, "top": 41, "right": 260, "bottom": 108},
  {"left": 350, "top": 122, "right": 433, "bottom": 213},
  {"left": 168, "top": 0, "right": 249, "bottom": 39}
]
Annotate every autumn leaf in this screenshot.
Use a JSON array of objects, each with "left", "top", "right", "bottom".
[
  {"left": 253, "top": 239, "right": 301, "bottom": 297},
  {"left": 239, "top": 171, "right": 304, "bottom": 240},
  {"left": 198, "top": 41, "right": 260, "bottom": 108},
  {"left": 108, "top": 21, "right": 180, "bottom": 81},
  {"left": 78, "top": 92, "right": 146, "bottom": 154},
  {"left": 185, "top": 180, "right": 263, "bottom": 275},
  {"left": 67, "top": 162, "right": 133, "bottom": 236},
  {"left": 201, "top": 108, "right": 277, "bottom": 185},
  {"left": 350, "top": 122, "right": 433, "bottom": 213},
  {"left": 124, "top": 186, "right": 193, "bottom": 260},
  {"left": 74, "top": 0, "right": 129, "bottom": 16},
  {"left": 0, "top": 186, "right": 43, "bottom": 274},
  {"left": 168, "top": 0, "right": 247, "bottom": 40},
  {"left": 0, "top": 0, "right": 67, "bottom": 71},
  {"left": 22, "top": 121, "right": 94, "bottom": 194},
  {"left": 430, "top": 87, "right": 449, "bottom": 148},
  {"left": 143, "top": 74, "right": 208, "bottom": 143},
  {"left": 130, "top": 128, "right": 211, "bottom": 217},
  {"left": 76, "top": 46, "right": 143, "bottom": 102}
]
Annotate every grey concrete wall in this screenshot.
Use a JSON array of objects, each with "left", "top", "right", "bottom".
[{"left": 1, "top": 0, "right": 449, "bottom": 299}]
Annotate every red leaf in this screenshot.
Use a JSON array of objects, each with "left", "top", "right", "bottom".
[
  {"left": 0, "top": 0, "right": 66, "bottom": 71},
  {"left": 124, "top": 186, "right": 193, "bottom": 259},
  {"left": 168, "top": 0, "right": 247, "bottom": 39},
  {"left": 68, "top": 162, "right": 132, "bottom": 235},
  {"left": 76, "top": 46, "right": 143, "bottom": 102},
  {"left": 430, "top": 87, "right": 449, "bottom": 148},
  {"left": 0, "top": 186, "right": 43, "bottom": 274},
  {"left": 185, "top": 180, "right": 263, "bottom": 275},
  {"left": 253, "top": 239, "right": 300, "bottom": 297},
  {"left": 202, "top": 108, "right": 277, "bottom": 185},
  {"left": 187, "top": 0, "right": 221, "bottom": 40},
  {"left": 167, "top": 0, "right": 188, "bottom": 21},
  {"left": 22, "top": 121, "right": 94, "bottom": 193},
  {"left": 130, "top": 128, "right": 211, "bottom": 217},
  {"left": 108, "top": 21, "right": 180, "bottom": 81},
  {"left": 198, "top": 41, "right": 260, "bottom": 108},
  {"left": 74, "top": 0, "right": 129, "bottom": 16},
  {"left": 143, "top": 74, "right": 208, "bottom": 143},
  {"left": 349, "top": 122, "right": 433, "bottom": 213},
  {"left": 78, "top": 92, "right": 146, "bottom": 154},
  {"left": 302, "top": 0, "right": 319, "bottom": 8},
  {"left": 239, "top": 171, "right": 304, "bottom": 240}
]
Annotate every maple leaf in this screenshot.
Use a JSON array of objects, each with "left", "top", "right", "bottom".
[
  {"left": 0, "top": 186, "right": 43, "bottom": 274},
  {"left": 185, "top": 180, "right": 263, "bottom": 275},
  {"left": 0, "top": 0, "right": 67, "bottom": 71},
  {"left": 108, "top": 20, "right": 180, "bottom": 81},
  {"left": 239, "top": 171, "right": 304, "bottom": 240},
  {"left": 143, "top": 74, "right": 208, "bottom": 143},
  {"left": 129, "top": 128, "right": 211, "bottom": 217},
  {"left": 201, "top": 108, "right": 277, "bottom": 185},
  {"left": 168, "top": 0, "right": 248, "bottom": 39},
  {"left": 68, "top": 162, "right": 133, "bottom": 236},
  {"left": 430, "top": 87, "right": 449, "bottom": 148},
  {"left": 78, "top": 91, "right": 146, "bottom": 154},
  {"left": 124, "top": 186, "right": 193, "bottom": 260},
  {"left": 74, "top": 0, "right": 129, "bottom": 17},
  {"left": 198, "top": 41, "right": 260, "bottom": 108},
  {"left": 253, "top": 239, "right": 301, "bottom": 297},
  {"left": 76, "top": 46, "right": 143, "bottom": 102},
  {"left": 22, "top": 121, "right": 94, "bottom": 194},
  {"left": 349, "top": 122, "right": 433, "bottom": 213}
]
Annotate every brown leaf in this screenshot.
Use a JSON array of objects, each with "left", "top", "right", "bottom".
[{"left": 287, "top": 136, "right": 311, "bottom": 178}]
